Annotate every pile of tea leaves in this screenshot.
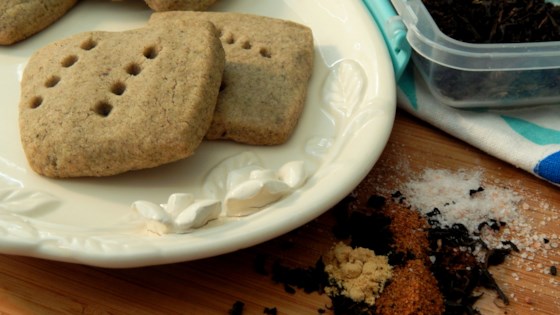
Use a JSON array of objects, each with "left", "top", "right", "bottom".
[{"left": 423, "top": 0, "right": 560, "bottom": 43}]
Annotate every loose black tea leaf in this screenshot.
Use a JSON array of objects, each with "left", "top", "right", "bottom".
[
  {"left": 423, "top": 0, "right": 560, "bottom": 43},
  {"left": 229, "top": 301, "right": 245, "bottom": 315},
  {"left": 271, "top": 258, "right": 329, "bottom": 294}
]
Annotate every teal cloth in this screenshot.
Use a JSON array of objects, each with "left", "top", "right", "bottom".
[{"left": 397, "top": 64, "right": 560, "bottom": 185}]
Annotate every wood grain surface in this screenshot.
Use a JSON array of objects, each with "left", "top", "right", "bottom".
[{"left": 1, "top": 110, "right": 558, "bottom": 315}]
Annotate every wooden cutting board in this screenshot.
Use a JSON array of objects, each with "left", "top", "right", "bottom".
[{"left": 0, "top": 110, "right": 558, "bottom": 315}]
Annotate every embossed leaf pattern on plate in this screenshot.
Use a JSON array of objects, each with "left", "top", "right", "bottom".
[
  {"left": 0, "top": 188, "right": 57, "bottom": 240},
  {"left": 323, "top": 59, "right": 366, "bottom": 118},
  {"left": 0, "top": 188, "right": 58, "bottom": 214},
  {"left": 319, "top": 59, "right": 381, "bottom": 162}
]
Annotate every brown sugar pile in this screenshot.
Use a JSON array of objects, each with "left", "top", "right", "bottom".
[{"left": 323, "top": 242, "right": 392, "bottom": 306}]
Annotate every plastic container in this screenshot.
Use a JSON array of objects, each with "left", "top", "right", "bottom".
[
  {"left": 362, "top": 0, "right": 411, "bottom": 80},
  {"left": 390, "top": 0, "right": 560, "bottom": 108}
]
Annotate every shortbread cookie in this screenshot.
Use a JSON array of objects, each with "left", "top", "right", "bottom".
[
  {"left": 0, "top": 0, "right": 77, "bottom": 45},
  {"left": 19, "top": 19, "right": 225, "bottom": 178},
  {"left": 144, "top": 0, "right": 217, "bottom": 12},
  {"left": 150, "top": 12, "right": 314, "bottom": 145}
]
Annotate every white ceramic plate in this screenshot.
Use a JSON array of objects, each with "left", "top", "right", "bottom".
[{"left": 0, "top": 0, "right": 395, "bottom": 267}]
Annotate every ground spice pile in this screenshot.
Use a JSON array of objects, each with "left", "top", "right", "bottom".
[
  {"left": 423, "top": 0, "right": 560, "bottom": 43},
  {"left": 323, "top": 242, "right": 392, "bottom": 306}
]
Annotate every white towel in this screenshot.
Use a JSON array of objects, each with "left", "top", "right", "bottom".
[{"left": 397, "top": 64, "right": 560, "bottom": 186}]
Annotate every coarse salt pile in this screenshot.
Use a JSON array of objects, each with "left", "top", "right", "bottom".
[
  {"left": 401, "top": 169, "right": 521, "bottom": 233},
  {"left": 399, "top": 168, "right": 551, "bottom": 256}
]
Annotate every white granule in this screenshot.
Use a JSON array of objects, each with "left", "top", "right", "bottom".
[{"left": 401, "top": 169, "right": 522, "bottom": 234}]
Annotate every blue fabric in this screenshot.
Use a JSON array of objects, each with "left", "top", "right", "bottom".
[{"left": 535, "top": 151, "right": 560, "bottom": 183}]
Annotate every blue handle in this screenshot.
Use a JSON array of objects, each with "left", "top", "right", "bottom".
[{"left": 362, "top": 0, "right": 411, "bottom": 80}]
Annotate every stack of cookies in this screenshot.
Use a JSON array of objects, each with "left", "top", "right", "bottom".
[{"left": 17, "top": 10, "right": 314, "bottom": 178}]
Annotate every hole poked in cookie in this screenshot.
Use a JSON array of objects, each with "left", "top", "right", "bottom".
[
  {"left": 111, "top": 81, "right": 126, "bottom": 96},
  {"left": 221, "top": 31, "right": 235, "bottom": 45},
  {"left": 241, "top": 41, "right": 252, "bottom": 50},
  {"left": 80, "top": 38, "right": 98, "bottom": 51},
  {"left": 143, "top": 45, "right": 160, "bottom": 59},
  {"left": 125, "top": 62, "right": 142, "bottom": 76},
  {"left": 259, "top": 47, "right": 272, "bottom": 58},
  {"left": 29, "top": 96, "right": 43, "bottom": 109},
  {"left": 93, "top": 101, "right": 113, "bottom": 117},
  {"left": 61, "top": 55, "right": 78, "bottom": 67},
  {"left": 45, "top": 75, "right": 61, "bottom": 88}
]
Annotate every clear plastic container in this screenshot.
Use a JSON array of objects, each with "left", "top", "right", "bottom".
[{"left": 391, "top": 0, "right": 560, "bottom": 108}]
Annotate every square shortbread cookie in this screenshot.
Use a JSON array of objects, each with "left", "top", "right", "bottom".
[
  {"left": 150, "top": 12, "right": 314, "bottom": 145},
  {"left": 19, "top": 19, "right": 225, "bottom": 177}
]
